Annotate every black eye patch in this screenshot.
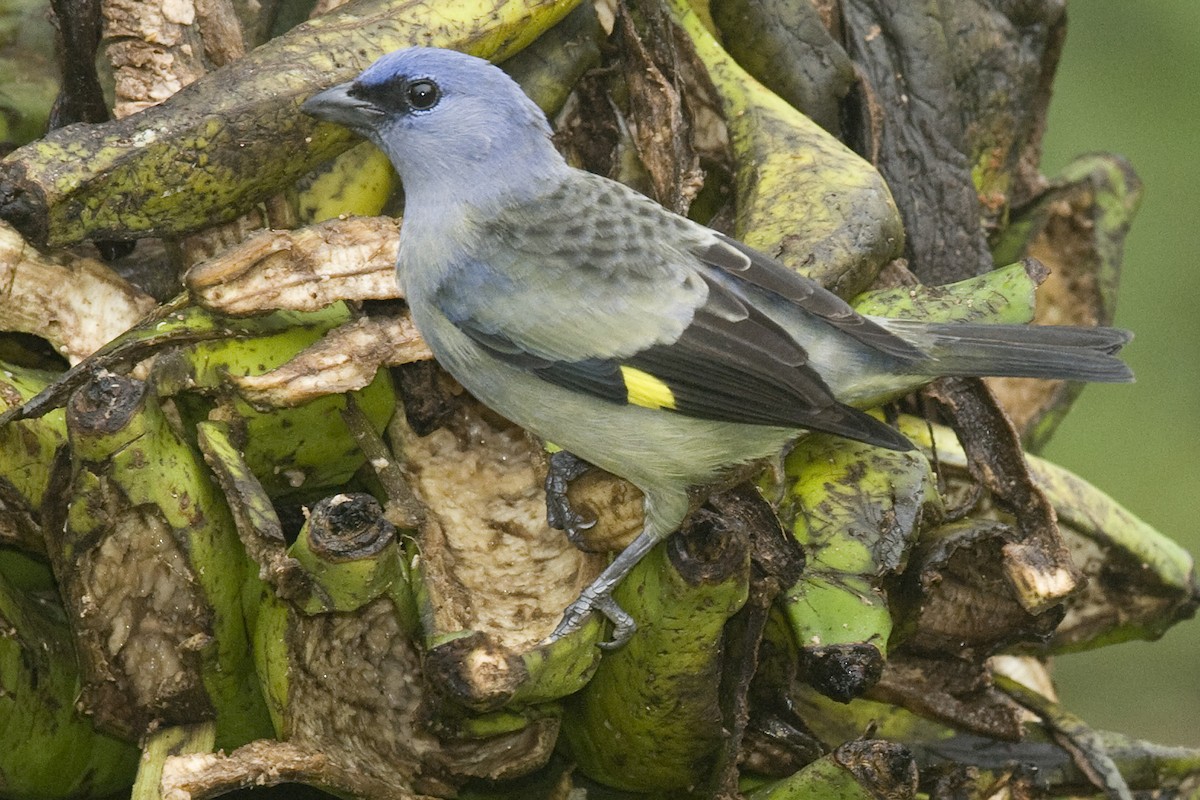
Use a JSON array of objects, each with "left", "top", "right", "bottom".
[{"left": 349, "top": 76, "right": 441, "bottom": 114}]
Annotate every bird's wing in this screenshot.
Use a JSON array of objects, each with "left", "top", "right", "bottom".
[
  {"left": 697, "top": 233, "right": 927, "bottom": 361},
  {"left": 431, "top": 173, "right": 913, "bottom": 450}
]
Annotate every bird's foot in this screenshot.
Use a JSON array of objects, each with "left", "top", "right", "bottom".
[
  {"left": 547, "top": 527, "right": 665, "bottom": 649},
  {"left": 548, "top": 586, "right": 637, "bottom": 649},
  {"left": 544, "top": 449, "right": 596, "bottom": 545}
]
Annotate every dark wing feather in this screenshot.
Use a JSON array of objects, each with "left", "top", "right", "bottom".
[
  {"left": 699, "top": 233, "right": 926, "bottom": 362},
  {"left": 457, "top": 324, "right": 627, "bottom": 403},
  {"left": 626, "top": 277, "right": 913, "bottom": 449},
  {"left": 453, "top": 275, "right": 914, "bottom": 451}
]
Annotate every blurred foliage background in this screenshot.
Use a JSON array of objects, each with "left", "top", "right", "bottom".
[{"left": 1039, "top": 1, "right": 1200, "bottom": 746}]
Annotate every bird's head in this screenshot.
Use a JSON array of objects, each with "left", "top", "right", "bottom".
[{"left": 302, "top": 47, "right": 566, "bottom": 209}]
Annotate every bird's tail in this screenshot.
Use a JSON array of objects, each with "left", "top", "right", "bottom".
[{"left": 875, "top": 319, "right": 1134, "bottom": 383}]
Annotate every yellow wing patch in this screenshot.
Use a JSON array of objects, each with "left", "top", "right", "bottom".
[{"left": 620, "top": 366, "right": 676, "bottom": 410}]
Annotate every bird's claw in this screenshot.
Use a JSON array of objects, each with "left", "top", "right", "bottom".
[
  {"left": 545, "top": 450, "right": 597, "bottom": 545},
  {"left": 552, "top": 505, "right": 596, "bottom": 547},
  {"left": 547, "top": 588, "right": 637, "bottom": 649}
]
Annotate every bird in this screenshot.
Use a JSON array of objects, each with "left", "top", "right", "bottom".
[{"left": 302, "top": 47, "right": 1131, "bottom": 647}]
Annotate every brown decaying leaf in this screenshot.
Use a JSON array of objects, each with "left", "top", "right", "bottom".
[
  {"left": 897, "top": 518, "right": 1063, "bottom": 660},
  {"left": 923, "top": 378, "right": 1082, "bottom": 614},
  {"left": 186, "top": 216, "right": 402, "bottom": 315},
  {"left": 195, "top": 221, "right": 379, "bottom": 294},
  {"left": 616, "top": 5, "right": 703, "bottom": 213},
  {"left": 871, "top": 654, "right": 1024, "bottom": 742},
  {"left": 710, "top": 483, "right": 804, "bottom": 799},
  {"left": 394, "top": 398, "right": 602, "bottom": 650},
  {"left": 841, "top": 0, "right": 991, "bottom": 284},
  {"left": 987, "top": 156, "right": 1141, "bottom": 443},
  {"left": 101, "top": 0, "right": 268, "bottom": 118},
  {"left": 48, "top": 0, "right": 109, "bottom": 128},
  {"left": 233, "top": 312, "right": 430, "bottom": 408},
  {"left": 0, "top": 221, "right": 156, "bottom": 364},
  {"left": 842, "top": 1, "right": 1065, "bottom": 284},
  {"left": 159, "top": 739, "right": 432, "bottom": 800}
]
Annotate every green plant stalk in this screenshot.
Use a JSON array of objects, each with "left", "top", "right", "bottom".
[
  {"left": 197, "top": 421, "right": 295, "bottom": 738},
  {"left": 0, "top": 568, "right": 140, "bottom": 798},
  {"left": 0, "top": 0, "right": 583, "bottom": 246},
  {"left": 0, "top": 361, "right": 67, "bottom": 553},
  {"left": 287, "top": 493, "right": 417, "bottom": 629},
  {"left": 426, "top": 699, "right": 563, "bottom": 742},
  {"left": 785, "top": 573, "right": 894, "bottom": 648},
  {"left": 156, "top": 304, "right": 351, "bottom": 380},
  {"left": 561, "top": 534, "right": 749, "bottom": 792},
  {"left": 892, "top": 415, "right": 1196, "bottom": 651},
  {"left": 233, "top": 373, "right": 396, "bottom": 498},
  {"left": 131, "top": 722, "right": 218, "bottom": 800},
  {"left": 292, "top": 141, "right": 398, "bottom": 223},
  {"left": 152, "top": 304, "right": 398, "bottom": 498},
  {"left": 851, "top": 261, "right": 1038, "bottom": 323},
  {"left": 419, "top": 623, "right": 604, "bottom": 715},
  {"left": 668, "top": 0, "right": 903, "bottom": 297},
  {"left": 193, "top": 418, "right": 295, "bottom": 599},
  {"left": 0, "top": 296, "right": 338, "bottom": 427},
  {"left": 744, "top": 740, "right": 916, "bottom": 800},
  {"left": 63, "top": 374, "right": 272, "bottom": 750},
  {"left": 506, "top": 627, "right": 605, "bottom": 707},
  {"left": 779, "top": 433, "right": 938, "bottom": 700},
  {"left": 250, "top": 584, "right": 291, "bottom": 737},
  {"left": 412, "top": 550, "right": 605, "bottom": 712}
]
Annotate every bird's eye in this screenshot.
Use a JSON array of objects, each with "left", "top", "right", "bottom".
[{"left": 406, "top": 79, "right": 440, "bottom": 111}]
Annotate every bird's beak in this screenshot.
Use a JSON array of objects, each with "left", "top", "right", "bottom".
[{"left": 301, "top": 81, "right": 381, "bottom": 136}]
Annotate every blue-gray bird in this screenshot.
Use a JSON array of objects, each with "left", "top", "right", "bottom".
[{"left": 303, "top": 47, "right": 1131, "bottom": 646}]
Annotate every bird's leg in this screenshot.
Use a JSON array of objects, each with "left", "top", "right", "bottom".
[
  {"left": 547, "top": 528, "right": 663, "bottom": 648},
  {"left": 544, "top": 449, "right": 597, "bottom": 545}
]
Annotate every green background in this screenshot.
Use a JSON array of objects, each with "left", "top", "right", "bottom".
[{"left": 1039, "top": 1, "right": 1200, "bottom": 746}]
